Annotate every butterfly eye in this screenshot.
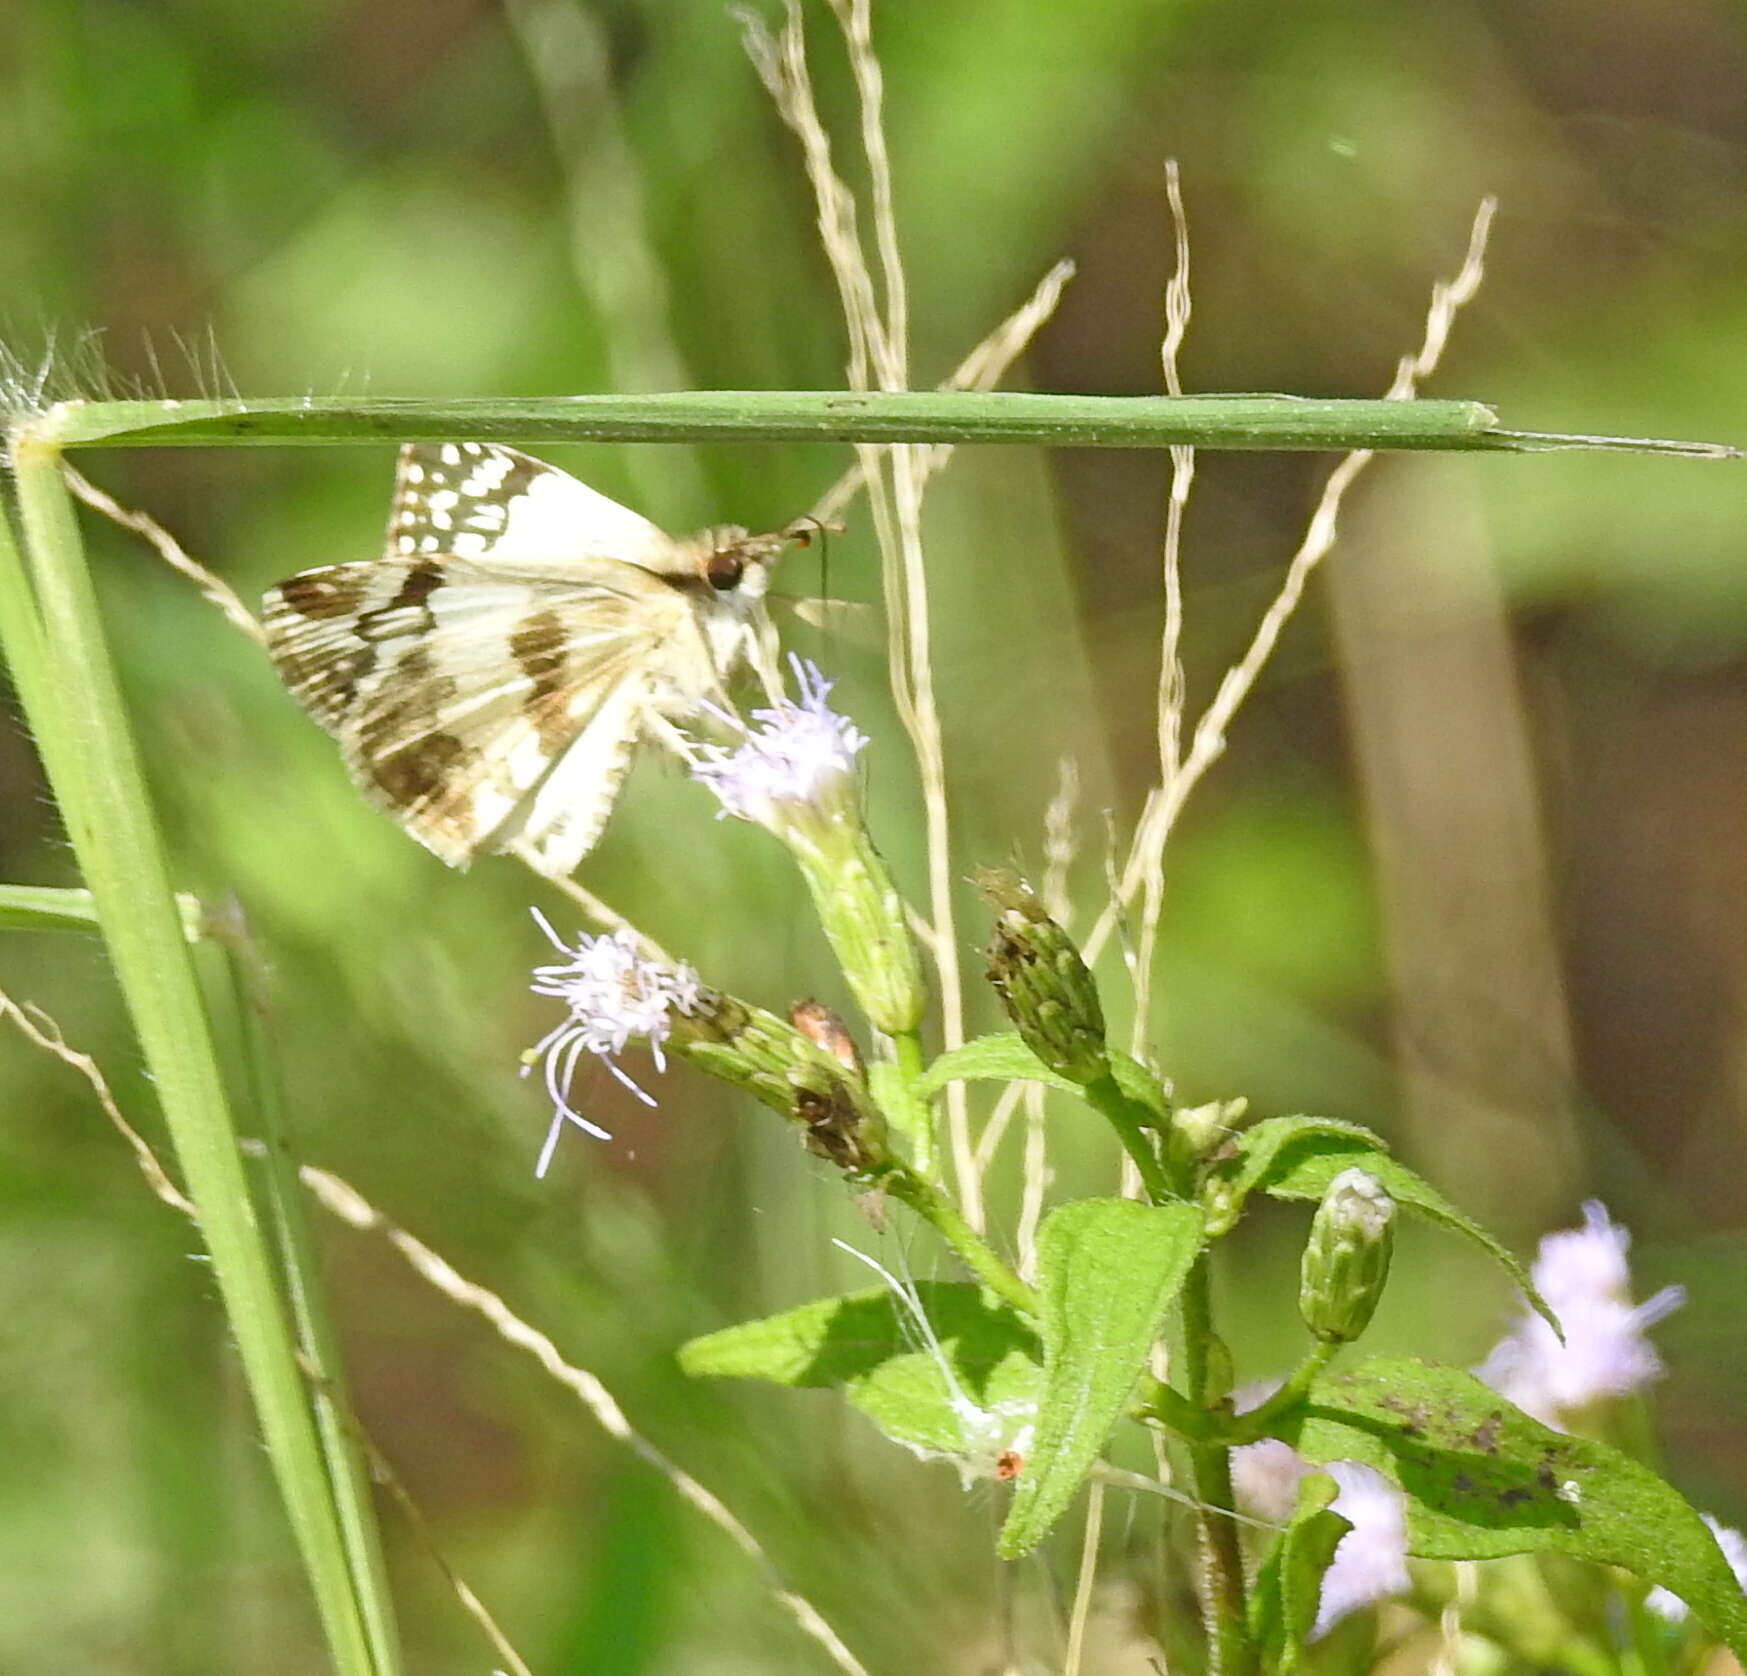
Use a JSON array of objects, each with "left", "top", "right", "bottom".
[{"left": 706, "top": 551, "right": 746, "bottom": 591}]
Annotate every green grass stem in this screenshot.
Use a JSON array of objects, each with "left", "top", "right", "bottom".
[
  {"left": 0, "top": 433, "right": 395, "bottom": 1676},
  {"left": 0, "top": 882, "right": 204, "bottom": 937},
  {"left": 20, "top": 390, "right": 1738, "bottom": 457}
]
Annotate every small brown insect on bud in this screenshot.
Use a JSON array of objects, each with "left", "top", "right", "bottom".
[
  {"left": 794, "top": 1077, "right": 881, "bottom": 1175},
  {"left": 790, "top": 999, "right": 866, "bottom": 1079}
]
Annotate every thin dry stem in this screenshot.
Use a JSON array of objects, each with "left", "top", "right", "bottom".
[
  {"left": 827, "top": 0, "right": 908, "bottom": 387},
  {"left": 303, "top": 1166, "right": 873, "bottom": 1676},
  {"left": 62, "top": 463, "right": 266, "bottom": 647},
  {"left": 0, "top": 988, "right": 195, "bottom": 1215},
  {"left": 1064, "top": 1477, "right": 1108, "bottom": 1676},
  {"left": 1042, "top": 754, "right": 1082, "bottom": 922},
  {"left": 810, "top": 258, "right": 1075, "bottom": 526},
  {"left": 746, "top": 0, "right": 974, "bottom": 1204},
  {"left": 1132, "top": 161, "right": 1198, "bottom": 1076},
  {"left": 739, "top": 4, "right": 886, "bottom": 388},
  {"left": 1014, "top": 1086, "right": 1050, "bottom": 1281},
  {"left": 1084, "top": 197, "right": 1499, "bottom": 970},
  {"left": 513, "top": 843, "right": 675, "bottom": 961}
]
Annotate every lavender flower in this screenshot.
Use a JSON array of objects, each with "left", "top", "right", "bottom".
[
  {"left": 1232, "top": 1430, "right": 1412, "bottom": 1637},
  {"left": 522, "top": 909, "right": 701, "bottom": 1177},
  {"left": 1477, "top": 1201, "right": 1685, "bottom": 1427},
  {"left": 1646, "top": 1517, "right": 1747, "bottom": 1622},
  {"left": 1313, "top": 1463, "right": 1412, "bottom": 1637},
  {"left": 691, "top": 656, "right": 867, "bottom": 835}
]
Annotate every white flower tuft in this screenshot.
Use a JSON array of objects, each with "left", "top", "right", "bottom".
[
  {"left": 522, "top": 909, "right": 701, "bottom": 1177},
  {"left": 1476, "top": 1201, "right": 1685, "bottom": 1427},
  {"left": 690, "top": 657, "right": 867, "bottom": 829}
]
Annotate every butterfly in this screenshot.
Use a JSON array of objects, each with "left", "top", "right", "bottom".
[{"left": 262, "top": 442, "right": 817, "bottom": 877}]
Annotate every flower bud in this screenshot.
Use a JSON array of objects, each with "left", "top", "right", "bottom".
[
  {"left": 1299, "top": 1169, "right": 1396, "bottom": 1344},
  {"left": 1171, "top": 1096, "right": 1248, "bottom": 1165},
  {"left": 976, "top": 867, "right": 1108, "bottom": 1086},
  {"left": 673, "top": 992, "right": 891, "bottom": 1176}
]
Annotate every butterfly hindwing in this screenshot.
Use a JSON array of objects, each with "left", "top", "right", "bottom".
[{"left": 264, "top": 555, "right": 686, "bottom": 868}]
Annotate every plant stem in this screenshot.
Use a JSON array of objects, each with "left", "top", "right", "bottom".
[
  {"left": 1226, "top": 1340, "right": 1339, "bottom": 1444},
  {"left": 0, "top": 434, "right": 390, "bottom": 1675},
  {"left": 880, "top": 1166, "right": 1037, "bottom": 1318},
  {"left": 211, "top": 904, "right": 403, "bottom": 1675},
  {"left": 1177, "top": 1255, "right": 1254, "bottom": 1676},
  {"left": 1082, "top": 1070, "right": 1174, "bottom": 1204},
  {"left": 887, "top": 1027, "right": 938, "bottom": 1178},
  {"left": 0, "top": 882, "right": 204, "bottom": 936},
  {"left": 26, "top": 389, "right": 1738, "bottom": 458}
]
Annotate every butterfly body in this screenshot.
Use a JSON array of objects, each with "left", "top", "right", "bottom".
[{"left": 263, "top": 442, "right": 799, "bottom": 876}]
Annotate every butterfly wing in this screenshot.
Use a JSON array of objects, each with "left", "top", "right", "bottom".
[
  {"left": 386, "top": 442, "right": 681, "bottom": 574},
  {"left": 263, "top": 555, "right": 687, "bottom": 871}
]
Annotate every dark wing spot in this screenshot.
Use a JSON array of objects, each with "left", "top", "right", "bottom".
[
  {"left": 510, "top": 611, "right": 568, "bottom": 701},
  {"left": 510, "top": 611, "right": 577, "bottom": 752},
  {"left": 368, "top": 731, "right": 475, "bottom": 810},
  {"left": 355, "top": 648, "right": 464, "bottom": 789},
  {"left": 275, "top": 569, "right": 372, "bottom": 620},
  {"left": 388, "top": 560, "right": 445, "bottom": 613},
  {"left": 273, "top": 642, "right": 376, "bottom": 724},
  {"left": 358, "top": 560, "right": 446, "bottom": 643}
]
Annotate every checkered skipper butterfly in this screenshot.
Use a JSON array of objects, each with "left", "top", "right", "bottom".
[{"left": 263, "top": 443, "right": 816, "bottom": 876}]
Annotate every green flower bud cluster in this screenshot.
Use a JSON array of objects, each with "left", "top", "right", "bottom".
[
  {"left": 976, "top": 867, "right": 1109, "bottom": 1086},
  {"left": 1299, "top": 1168, "right": 1396, "bottom": 1344},
  {"left": 670, "top": 989, "right": 891, "bottom": 1176}
]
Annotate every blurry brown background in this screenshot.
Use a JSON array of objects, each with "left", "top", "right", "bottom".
[{"left": 1, "top": 0, "right": 1743, "bottom": 1669}]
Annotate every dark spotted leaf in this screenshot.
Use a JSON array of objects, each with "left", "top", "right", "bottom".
[{"left": 1283, "top": 1358, "right": 1747, "bottom": 1660}]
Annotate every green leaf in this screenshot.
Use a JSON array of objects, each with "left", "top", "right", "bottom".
[
  {"left": 1248, "top": 1473, "right": 1349, "bottom": 1673},
  {"left": 919, "top": 1031, "right": 1168, "bottom": 1119},
  {"left": 1288, "top": 1358, "right": 1747, "bottom": 1661},
  {"left": 1208, "top": 1117, "right": 1554, "bottom": 1330},
  {"left": 998, "top": 1199, "right": 1205, "bottom": 1557},
  {"left": 1204, "top": 1116, "right": 1385, "bottom": 1233},
  {"left": 679, "top": 1283, "right": 1041, "bottom": 1466}
]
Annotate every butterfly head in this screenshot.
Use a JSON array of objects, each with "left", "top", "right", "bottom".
[{"left": 692, "top": 517, "right": 838, "bottom": 605}]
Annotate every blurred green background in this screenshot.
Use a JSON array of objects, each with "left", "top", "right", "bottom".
[{"left": 3, "top": 0, "right": 1745, "bottom": 1670}]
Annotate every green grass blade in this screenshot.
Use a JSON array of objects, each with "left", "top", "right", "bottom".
[
  {"left": 0, "top": 434, "right": 392, "bottom": 1676},
  {"left": 24, "top": 390, "right": 1738, "bottom": 457},
  {"left": 0, "top": 882, "right": 205, "bottom": 937},
  {"left": 213, "top": 916, "right": 403, "bottom": 1675}
]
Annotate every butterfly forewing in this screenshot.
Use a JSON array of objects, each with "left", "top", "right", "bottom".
[{"left": 388, "top": 442, "right": 680, "bottom": 573}]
